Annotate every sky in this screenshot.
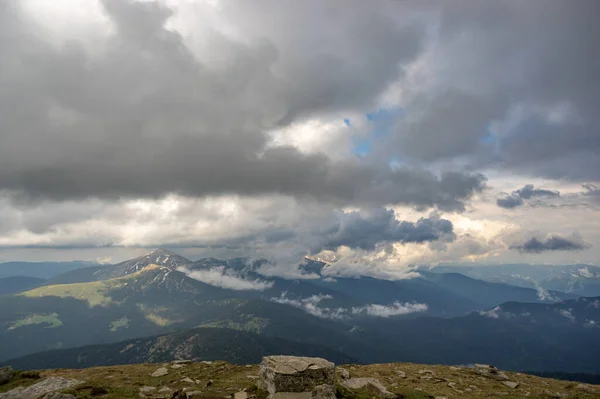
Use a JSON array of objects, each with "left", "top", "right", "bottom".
[{"left": 0, "top": 0, "right": 598, "bottom": 277}]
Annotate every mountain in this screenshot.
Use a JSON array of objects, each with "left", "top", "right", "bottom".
[
  {"left": 5, "top": 297, "right": 600, "bottom": 374},
  {"left": 93, "top": 248, "right": 191, "bottom": 280},
  {"left": 2, "top": 327, "right": 355, "bottom": 369},
  {"left": 358, "top": 296, "right": 600, "bottom": 373},
  {"left": 429, "top": 264, "right": 600, "bottom": 297},
  {"left": 0, "top": 261, "right": 99, "bottom": 279},
  {"left": 0, "top": 276, "right": 45, "bottom": 295},
  {"left": 418, "top": 271, "right": 574, "bottom": 308},
  {"left": 44, "top": 249, "right": 192, "bottom": 285},
  {"left": 1, "top": 249, "right": 594, "bottom": 373},
  {"left": 0, "top": 265, "right": 237, "bottom": 362}
]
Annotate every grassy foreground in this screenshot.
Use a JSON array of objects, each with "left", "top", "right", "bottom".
[{"left": 1, "top": 360, "right": 598, "bottom": 399}]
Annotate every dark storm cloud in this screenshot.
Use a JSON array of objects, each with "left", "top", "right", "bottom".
[
  {"left": 387, "top": 0, "right": 600, "bottom": 180},
  {"left": 315, "top": 208, "right": 454, "bottom": 252},
  {"left": 497, "top": 184, "right": 560, "bottom": 209},
  {"left": 0, "top": 0, "right": 486, "bottom": 211},
  {"left": 511, "top": 235, "right": 589, "bottom": 253}
]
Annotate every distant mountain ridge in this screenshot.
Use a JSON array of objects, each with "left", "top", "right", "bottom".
[{"left": 1, "top": 249, "right": 598, "bottom": 373}]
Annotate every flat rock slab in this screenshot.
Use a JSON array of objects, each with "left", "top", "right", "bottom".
[
  {"left": 342, "top": 378, "right": 395, "bottom": 399},
  {"left": 0, "top": 377, "right": 83, "bottom": 399},
  {"left": 259, "top": 356, "right": 334, "bottom": 395},
  {"left": 151, "top": 367, "right": 169, "bottom": 377}
]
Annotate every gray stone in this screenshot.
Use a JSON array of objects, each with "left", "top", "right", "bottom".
[
  {"left": 151, "top": 367, "right": 169, "bottom": 377},
  {"left": 181, "top": 377, "right": 196, "bottom": 384},
  {"left": 311, "top": 384, "right": 336, "bottom": 399},
  {"left": 187, "top": 391, "right": 203, "bottom": 399},
  {"left": 43, "top": 393, "right": 77, "bottom": 399},
  {"left": 0, "top": 367, "right": 13, "bottom": 386},
  {"left": 233, "top": 391, "right": 248, "bottom": 399},
  {"left": 503, "top": 381, "right": 519, "bottom": 389},
  {"left": 395, "top": 370, "right": 406, "bottom": 378},
  {"left": 474, "top": 364, "right": 509, "bottom": 381},
  {"left": 172, "top": 364, "right": 186, "bottom": 369},
  {"left": 0, "top": 377, "right": 83, "bottom": 399},
  {"left": 576, "top": 383, "right": 596, "bottom": 393},
  {"left": 272, "top": 393, "right": 312, "bottom": 399},
  {"left": 337, "top": 368, "right": 350, "bottom": 380},
  {"left": 173, "top": 360, "right": 193, "bottom": 364},
  {"left": 259, "top": 356, "right": 334, "bottom": 395},
  {"left": 342, "top": 378, "right": 394, "bottom": 399},
  {"left": 139, "top": 386, "right": 156, "bottom": 395}
]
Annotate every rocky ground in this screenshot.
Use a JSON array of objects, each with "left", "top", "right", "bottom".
[{"left": 0, "top": 357, "right": 598, "bottom": 399}]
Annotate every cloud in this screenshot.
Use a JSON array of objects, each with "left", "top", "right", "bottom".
[
  {"left": 351, "top": 302, "right": 428, "bottom": 317},
  {"left": 177, "top": 266, "right": 274, "bottom": 291},
  {"left": 271, "top": 293, "right": 427, "bottom": 319},
  {"left": 511, "top": 234, "right": 590, "bottom": 253},
  {"left": 270, "top": 293, "right": 346, "bottom": 319},
  {"left": 314, "top": 209, "right": 455, "bottom": 252},
  {"left": 497, "top": 184, "right": 560, "bottom": 209},
  {"left": 0, "top": 0, "right": 487, "bottom": 212},
  {"left": 558, "top": 308, "right": 575, "bottom": 322}
]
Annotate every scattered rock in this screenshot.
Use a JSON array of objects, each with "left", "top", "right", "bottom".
[
  {"left": 272, "top": 393, "right": 312, "bottom": 399},
  {"left": 337, "top": 367, "right": 350, "bottom": 380},
  {"left": 140, "top": 386, "right": 157, "bottom": 395},
  {"left": 0, "top": 367, "right": 13, "bottom": 386},
  {"left": 43, "top": 393, "right": 76, "bottom": 399},
  {"left": 418, "top": 369, "right": 435, "bottom": 375},
  {"left": 474, "top": 364, "right": 509, "bottom": 381},
  {"left": 186, "top": 391, "right": 203, "bottom": 399},
  {"left": 258, "top": 356, "right": 334, "bottom": 395},
  {"left": 172, "top": 364, "right": 186, "bottom": 369},
  {"left": 449, "top": 366, "right": 460, "bottom": 371},
  {"left": 233, "top": 391, "right": 248, "bottom": 399},
  {"left": 311, "top": 384, "right": 336, "bottom": 399},
  {"left": 342, "top": 378, "right": 394, "bottom": 399},
  {"left": 0, "top": 377, "right": 83, "bottom": 399},
  {"left": 206, "top": 379, "right": 213, "bottom": 387},
  {"left": 503, "top": 381, "right": 519, "bottom": 389},
  {"left": 181, "top": 377, "right": 196, "bottom": 384},
  {"left": 202, "top": 361, "right": 214, "bottom": 365},
  {"left": 195, "top": 380, "right": 201, "bottom": 385},
  {"left": 576, "top": 383, "right": 596, "bottom": 393},
  {"left": 173, "top": 360, "right": 193, "bottom": 364},
  {"left": 171, "top": 388, "right": 187, "bottom": 399},
  {"left": 151, "top": 367, "right": 169, "bottom": 377},
  {"left": 395, "top": 370, "right": 406, "bottom": 379},
  {"left": 160, "top": 387, "right": 172, "bottom": 392}
]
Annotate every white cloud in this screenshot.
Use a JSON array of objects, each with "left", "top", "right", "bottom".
[
  {"left": 177, "top": 266, "right": 274, "bottom": 291},
  {"left": 479, "top": 306, "right": 502, "bottom": 319},
  {"left": 535, "top": 285, "right": 559, "bottom": 302},
  {"left": 558, "top": 308, "right": 575, "bottom": 322},
  {"left": 271, "top": 293, "right": 427, "bottom": 319},
  {"left": 584, "top": 320, "right": 598, "bottom": 328},
  {"left": 271, "top": 293, "right": 346, "bottom": 319},
  {"left": 351, "top": 302, "right": 428, "bottom": 317}
]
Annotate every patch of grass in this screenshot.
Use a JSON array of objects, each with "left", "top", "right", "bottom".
[
  {"left": 19, "top": 265, "right": 163, "bottom": 307},
  {"left": 136, "top": 304, "right": 177, "bottom": 326},
  {"left": 109, "top": 317, "right": 130, "bottom": 332},
  {"left": 20, "top": 280, "right": 124, "bottom": 307},
  {"left": 8, "top": 313, "right": 63, "bottom": 330}
]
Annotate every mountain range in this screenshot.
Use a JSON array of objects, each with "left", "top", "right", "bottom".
[{"left": 1, "top": 249, "right": 599, "bottom": 374}]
